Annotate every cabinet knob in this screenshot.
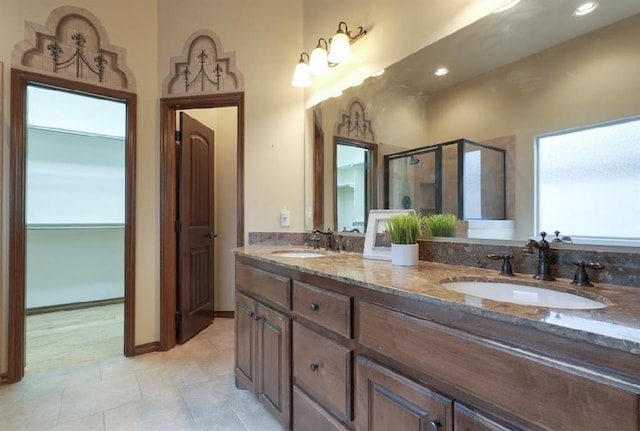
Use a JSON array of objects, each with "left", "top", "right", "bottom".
[
  {"left": 248, "top": 311, "right": 254, "bottom": 318},
  {"left": 253, "top": 314, "right": 260, "bottom": 321},
  {"left": 310, "top": 363, "right": 319, "bottom": 372},
  {"left": 310, "top": 303, "right": 319, "bottom": 311},
  {"left": 427, "top": 420, "right": 441, "bottom": 431}
]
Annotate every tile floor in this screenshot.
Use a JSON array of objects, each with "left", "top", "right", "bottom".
[{"left": 0, "top": 318, "right": 284, "bottom": 431}]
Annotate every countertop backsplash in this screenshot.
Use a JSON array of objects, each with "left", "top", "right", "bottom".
[{"left": 247, "top": 232, "right": 639, "bottom": 288}]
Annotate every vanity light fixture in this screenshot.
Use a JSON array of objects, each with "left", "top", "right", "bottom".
[
  {"left": 574, "top": 2, "right": 598, "bottom": 16},
  {"left": 371, "top": 69, "right": 385, "bottom": 77},
  {"left": 291, "top": 21, "right": 367, "bottom": 87},
  {"left": 291, "top": 52, "right": 313, "bottom": 88},
  {"left": 309, "top": 38, "right": 330, "bottom": 75},
  {"left": 434, "top": 67, "right": 449, "bottom": 76},
  {"left": 493, "top": 0, "right": 521, "bottom": 13}
]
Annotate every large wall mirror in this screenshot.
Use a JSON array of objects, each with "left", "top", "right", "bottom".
[{"left": 305, "top": 0, "right": 640, "bottom": 246}]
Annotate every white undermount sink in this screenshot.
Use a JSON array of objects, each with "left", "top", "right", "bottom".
[
  {"left": 271, "top": 250, "right": 326, "bottom": 258},
  {"left": 442, "top": 281, "right": 607, "bottom": 309}
]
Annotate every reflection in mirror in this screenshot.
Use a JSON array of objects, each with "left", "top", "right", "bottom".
[
  {"left": 385, "top": 138, "right": 507, "bottom": 221},
  {"left": 335, "top": 139, "right": 377, "bottom": 233},
  {"left": 305, "top": 1, "right": 640, "bottom": 246}
]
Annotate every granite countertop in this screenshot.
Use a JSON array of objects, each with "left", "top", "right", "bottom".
[{"left": 234, "top": 245, "right": 640, "bottom": 356}]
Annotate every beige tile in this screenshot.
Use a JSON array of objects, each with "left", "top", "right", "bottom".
[
  {"left": 233, "top": 400, "right": 285, "bottom": 431},
  {"left": 59, "top": 374, "right": 141, "bottom": 423},
  {"left": 179, "top": 374, "right": 256, "bottom": 423},
  {"left": 104, "top": 392, "right": 194, "bottom": 431},
  {"left": 0, "top": 391, "right": 62, "bottom": 430},
  {"left": 135, "top": 359, "right": 209, "bottom": 400},
  {"left": 48, "top": 412, "right": 105, "bottom": 431}
]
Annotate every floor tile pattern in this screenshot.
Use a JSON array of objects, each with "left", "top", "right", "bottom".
[{"left": 1, "top": 318, "right": 284, "bottom": 431}]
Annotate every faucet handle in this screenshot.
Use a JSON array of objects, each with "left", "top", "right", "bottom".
[
  {"left": 487, "top": 253, "right": 515, "bottom": 276},
  {"left": 571, "top": 260, "right": 605, "bottom": 287}
]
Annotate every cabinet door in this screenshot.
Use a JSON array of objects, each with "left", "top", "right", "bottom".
[
  {"left": 235, "top": 293, "right": 257, "bottom": 392},
  {"left": 257, "top": 302, "right": 291, "bottom": 429},
  {"left": 454, "top": 403, "right": 522, "bottom": 431},
  {"left": 356, "top": 356, "right": 452, "bottom": 431}
]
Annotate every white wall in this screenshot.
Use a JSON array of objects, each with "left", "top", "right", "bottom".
[{"left": 26, "top": 228, "right": 124, "bottom": 308}]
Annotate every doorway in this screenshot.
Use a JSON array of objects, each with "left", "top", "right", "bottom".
[
  {"left": 8, "top": 69, "right": 136, "bottom": 383},
  {"left": 25, "top": 85, "right": 126, "bottom": 371},
  {"left": 160, "top": 93, "right": 244, "bottom": 351}
]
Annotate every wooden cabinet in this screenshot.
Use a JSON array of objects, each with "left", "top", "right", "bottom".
[
  {"left": 356, "top": 356, "right": 452, "bottom": 431},
  {"left": 453, "top": 403, "right": 521, "bottom": 431},
  {"left": 234, "top": 255, "right": 640, "bottom": 431},
  {"left": 235, "top": 259, "right": 293, "bottom": 425},
  {"left": 234, "top": 292, "right": 291, "bottom": 429}
]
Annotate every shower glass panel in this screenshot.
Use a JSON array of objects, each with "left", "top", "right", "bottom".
[
  {"left": 387, "top": 149, "right": 437, "bottom": 215},
  {"left": 385, "top": 138, "right": 506, "bottom": 220}
]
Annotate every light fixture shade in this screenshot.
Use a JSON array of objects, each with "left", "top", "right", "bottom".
[
  {"left": 328, "top": 31, "right": 352, "bottom": 64},
  {"left": 309, "top": 46, "right": 329, "bottom": 75},
  {"left": 291, "top": 60, "right": 312, "bottom": 88}
]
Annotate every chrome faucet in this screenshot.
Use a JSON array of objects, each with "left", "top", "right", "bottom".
[{"left": 523, "top": 231, "right": 555, "bottom": 281}]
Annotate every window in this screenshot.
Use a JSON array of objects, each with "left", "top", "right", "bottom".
[{"left": 536, "top": 117, "right": 640, "bottom": 244}]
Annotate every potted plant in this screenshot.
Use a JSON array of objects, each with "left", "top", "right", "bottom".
[
  {"left": 385, "top": 213, "right": 428, "bottom": 266},
  {"left": 425, "top": 213, "right": 458, "bottom": 237}
]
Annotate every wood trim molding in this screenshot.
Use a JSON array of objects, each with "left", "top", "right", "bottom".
[
  {"left": 8, "top": 69, "right": 136, "bottom": 383},
  {"left": 159, "top": 92, "right": 245, "bottom": 352},
  {"left": 134, "top": 341, "right": 161, "bottom": 356},
  {"left": 214, "top": 311, "right": 235, "bottom": 318}
]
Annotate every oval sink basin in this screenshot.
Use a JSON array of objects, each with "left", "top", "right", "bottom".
[
  {"left": 271, "top": 250, "right": 326, "bottom": 258},
  {"left": 442, "top": 281, "right": 607, "bottom": 309}
]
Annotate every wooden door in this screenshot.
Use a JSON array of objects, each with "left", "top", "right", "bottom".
[
  {"left": 177, "top": 112, "right": 216, "bottom": 343},
  {"left": 356, "top": 356, "right": 453, "bottom": 431},
  {"left": 257, "top": 302, "right": 291, "bottom": 429}
]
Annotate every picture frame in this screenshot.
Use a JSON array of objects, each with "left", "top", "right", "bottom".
[{"left": 363, "top": 209, "right": 415, "bottom": 260}]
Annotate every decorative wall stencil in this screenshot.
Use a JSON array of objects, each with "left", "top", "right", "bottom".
[
  {"left": 335, "top": 98, "right": 376, "bottom": 142},
  {"left": 162, "top": 30, "right": 244, "bottom": 97},
  {"left": 11, "top": 6, "right": 135, "bottom": 91}
]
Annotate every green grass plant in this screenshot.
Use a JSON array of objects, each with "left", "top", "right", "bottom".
[
  {"left": 425, "top": 213, "right": 457, "bottom": 237},
  {"left": 385, "top": 213, "right": 429, "bottom": 244}
]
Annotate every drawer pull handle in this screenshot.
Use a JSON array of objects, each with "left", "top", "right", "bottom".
[
  {"left": 310, "top": 303, "right": 319, "bottom": 311},
  {"left": 427, "top": 420, "right": 441, "bottom": 431},
  {"left": 310, "top": 363, "right": 319, "bottom": 372}
]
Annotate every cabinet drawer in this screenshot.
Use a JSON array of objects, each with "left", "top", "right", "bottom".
[
  {"left": 235, "top": 262, "right": 291, "bottom": 309},
  {"left": 293, "top": 322, "right": 353, "bottom": 421},
  {"left": 358, "top": 300, "right": 640, "bottom": 431},
  {"left": 293, "top": 385, "right": 349, "bottom": 431},
  {"left": 454, "top": 402, "right": 522, "bottom": 431},
  {"left": 293, "top": 280, "right": 352, "bottom": 338}
]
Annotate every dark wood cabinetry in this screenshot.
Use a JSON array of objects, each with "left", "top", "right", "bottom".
[
  {"left": 453, "top": 403, "right": 521, "bottom": 431},
  {"left": 234, "top": 254, "right": 640, "bottom": 431},
  {"left": 356, "top": 356, "right": 452, "bottom": 431},
  {"left": 234, "top": 261, "right": 292, "bottom": 429}
]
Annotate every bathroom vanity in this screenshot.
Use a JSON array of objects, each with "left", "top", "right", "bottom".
[{"left": 233, "top": 246, "right": 640, "bottom": 431}]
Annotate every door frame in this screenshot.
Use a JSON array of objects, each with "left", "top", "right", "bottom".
[
  {"left": 8, "top": 69, "right": 137, "bottom": 383},
  {"left": 159, "top": 92, "right": 244, "bottom": 351}
]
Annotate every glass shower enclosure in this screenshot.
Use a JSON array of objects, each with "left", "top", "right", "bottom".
[{"left": 384, "top": 138, "right": 506, "bottom": 220}]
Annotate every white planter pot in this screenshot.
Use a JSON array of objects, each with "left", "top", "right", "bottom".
[{"left": 391, "top": 243, "right": 419, "bottom": 266}]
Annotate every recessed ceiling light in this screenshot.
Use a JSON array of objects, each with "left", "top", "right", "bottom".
[
  {"left": 493, "top": 0, "right": 520, "bottom": 13},
  {"left": 434, "top": 67, "right": 449, "bottom": 76},
  {"left": 371, "top": 69, "right": 385, "bottom": 77},
  {"left": 574, "top": 2, "right": 598, "bottom": 16}
]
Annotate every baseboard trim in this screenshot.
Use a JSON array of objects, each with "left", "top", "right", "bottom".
[
  {"left": 26, "top": 297, "right": 124, "bottom": 315},
  {"left": 215, "top": 311, "right": 234, "bottom": 318},
  {"left": 134, "top": 341, "right": 160, "bottom": 356},
  {"left": 0, "top": 373, "right": 8, "bottom": 384}
]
